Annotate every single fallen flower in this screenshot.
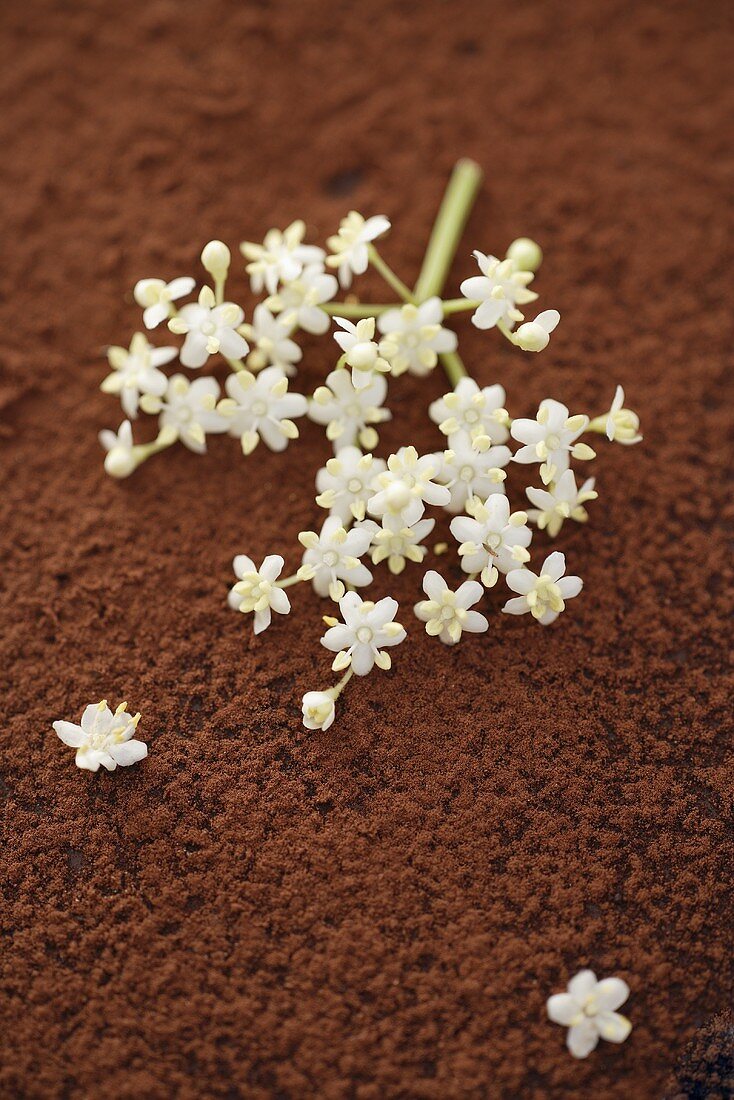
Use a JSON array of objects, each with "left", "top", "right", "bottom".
[
  {"left": 547, "top": 969, "right": 632, "bottom": 1058},
  {"left": 53, "top": 701, "right": 148, "bottom": 772}
]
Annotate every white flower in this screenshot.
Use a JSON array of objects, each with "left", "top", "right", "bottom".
[
  {"left": 99, "top": 420, "right": 137, "bottom": 478},
  {"left": 435, "top": 432, "right": 512, "bottom": 513},
  {"left": 450, "top": 495, "right": 532, "bottom": 587},
  {"left": 101, "top": 332, "right": 176, "bottom": 418},
  {"left": 526, "top": 470, "right": 597, "bottom": 537},
  {"left": 219, "top": 366, "right": 308, "bottom": 454},
  {"left": 511, "top": 398, "right": 594, "bottom": 485},
  {"left": 301, "top": 691, "right": 336, "bottom": 732},
  {"left": 315, "top": 447, "right": 387, "bottom": 523},
  {"left": 169, "top": 287, "right": 249, "bottom": 369},
  {"left": 503, "top": 551, "right": 582, "bottom": 625},
  {"left": 333, "top": 316, "right": 391, "bottom": 390},
  {"left": 53, "top": 700, "right": 147, "bottom": 772},
  {"left": 297, "top": 515, "right": 373, "bottom": 600},
  {"left": 429, "top": 379, "right": 510, "bottom": 446},
  {"left": 459, "top": 250, "right": 538, "bottom": 330},
  {"left": 308, "top": 369, "right": 391, "bottom": 452},
  {"left": 266, "top": 264, "right": 338, "bottom": 335},
  {"left": 133, "top": 277, "right": 196, "bottom": 329},
  {"left": 414, "top": 571, "right": 488, "bottom": 645},
  {"left": 240, "top": 220, "right": 325, "bottom": 295},
  {"left": 326, "top": 212, "right": 391, "bottom": 288},
  {"left": 604, "top": 385, "right": 642, "bottom": 445},
  {"left": 140, "top": 374, "right": 226, "bottom": 453},
  {"left": 368, "top": 446, "right": 450, "bottom": 530},
  {"left": 368, "top": 517, "right": 435, "bottom": 575},
  {"left": 241, "top": 303, "right": 302, "bottom": 375},
  {"left": 376, "top": 298, "right": 457, "bottom": 377},
  {"left": 514, "top": 309, "right": 560, "bottom": 353},
  {"left": 228, "top": 553, "right": 291, "bottom": 634},
  {"left": 547, "top": 969, "right": 632, "bottom": 1059},
  {"left": 321, "top": 591, "right": 406, "bottom": 675}
]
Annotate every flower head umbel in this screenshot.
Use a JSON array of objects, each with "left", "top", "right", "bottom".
[
  {"left": 308, "top": 369, "right": 391, "bottom": 452},
  {"left": 321, "top": 592, "right": 406, "bottom": 675},
  {"left": 219, "top": 366, "right": 308, "bottom": 454},
  {"left": 333, "top": 317, "right": 392, "bottom": 390},
  {"left": 140, "top": 375, "right": 227, "bottom": 453},
  {"left": 598, "top": 385, "right": 643, "bottom": 445},
  {"left": 429, "top": 379, "right": 510, "bottom": 446},
  {"left": 435, "top": 433, "right": 512, "bottom": 513},
  {"left": 459, "top": 250, "right": 538, "bottom": 330},
  {"left": 315, "top": 447, "right": 387, "bottom": 523},
  {"left": 450, "top": 495, "right": 532, "bottom": 587},
  {"left": 53, "top": 701, "right": 148, "bottom": 772},
  {"left": 228, "top": 554, "right": 291, "bottom": 634},
  {"left": 326, "top": 212, "right": 391, "bottom": 288},
  {"left": 511, "top": 398, "right": 594, "bottom": 485},
  {"left": 240, "top": 303, "right": 302, "bottom": 375},
  {"left": 368, "top": 446, "right": 451, "bottom": 530},
  {"left": 503, "top": 551, "right": 582, "bottom": 625},
  {"left": 514, "top": 309, "right": 560, "bottom": 353},
  {"left": 368, "top": 517, "right": 435, "bottom": 575},
  {"left": 169, "top": 287, "right": 249, "bottom": 369},
  {"left": 99, "top": 420, "right": 137, "bottom": 479},
  {"left": 301, "top": 691, "right": 336, "bottom": 732},
  {"left": 376, "top": 298, "right": 457, "bottom": 377},
  {"left": 297, "top": 516, "right": 373, "bottom": 600},
  {"left": 241, "top": 220, "right": 325, "bottom": 296},
  {"left": 414, "top": 571, "right": 488, "bottom": 645},
  {"left": 526, "top": 470, "right": 597, "bottom": 538},
  {"left": 134, "top": 277, "right": 196, "bottom": 330},
  {"left": 101, "top": 333, "right": 176, "bottom": 418},
  {"left": 266, "top": 264, "right": 338, "bottom": 335},
  {"left": 547, "top": 969, "right": 632, "bottom": 1059}
]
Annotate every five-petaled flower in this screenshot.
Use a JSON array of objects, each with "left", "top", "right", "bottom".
[
  {"left": 169, "top": 287, "right": 249, "bottom": 369},
  {"left": 297, "top": 515, "right": 373, "bottom": 600},
  {"left": 321, "top": 591, "right": 406, "bottom": 675},
  {"left": 140, "top": 375, "right": 226, "bottom": 453},
  {"left": 308, "top": 369, "right": 391, "bottom": 452},
  {"left": 450, "top": 495, "right": 532, "bottom": 587},
  {"left": 429, "top": 379, "right": 510, "bottom": 446},
  {"left": 368, "top": 446, "right": 450, "bottom": 530},
  {"left": 547, "top": 969, "right": 632, "bottom": 1059},
  {"left": 460, "top": 250, "right": 538, "bottom": 330},
  {"left": 511, "top": 398, "right": 594, "bottom": 485},
  {"left": 315, "top": 447, "right": 387, "bottom": 523},
  {"left": 241, "top": 303, "right": 302, "bottom": 375},
  {"left": 54, "top": 700, "right": 148, "bottom": 772},
  {"left": 228, "top": 554, "right": 291, "bottom": 634},
  {"left": 326, "top": 212, "right": 391, "bottom": 288},
  {"left": 101, "top": 332, "right": 176, "bottom": 419},
  {"left": 134, "top": 276, "right": 196, "bottom": 329},
  {"left": 301, "top": 691, "right": 336, "bottom": 732},
  {"left": 367, "top": 517, "right": 435, "bottom": 575},
  {"left": 333, "top": 316, "right": 392, "bottom": 390},
  {"left": 241, "top": 220, "right": 325, "bottom": 295},
  {"left": 503, "top": 551, "right": 582, "bottom": 625},
  {"left": 376, "top": 297, "right": 457, "bottom": 377},
  {"left": 219, "top": 366, "right": 308, "bottom": 454},
  {"left": 266, "top": 263, "right": 338, "bottom": 335},
  {"left": 414, "top": 571, "right": 489, "bottom": 645},
  {"left": 526, "top": 469, "right": 597, "bottom": 537},
  {"left": 435, "top": 433, "right": 512, "bottom": 513}
]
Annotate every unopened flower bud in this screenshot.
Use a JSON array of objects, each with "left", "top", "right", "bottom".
[
  {"left": 506, "top": 237, "right": 543, "bottom": 272},
  {"left": 201, "top": 240, "right": 231, "bottom": 281},
  {"left": 515, "top": 321, "right": 550, "bottom": 352},
  {"left": 301, "top": 691, "right": 336, "bottom": 731},
  {"left": 104, "top": 446, "right": 137, "bottom": 479}
]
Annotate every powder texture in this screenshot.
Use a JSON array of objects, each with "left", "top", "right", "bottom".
[{"left": 0, "top": 1, "right": 732, "bottom": 1097}]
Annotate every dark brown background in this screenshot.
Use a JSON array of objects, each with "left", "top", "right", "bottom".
[{"left": 1, "top": 1, "right": 732, "bottom": 1097}]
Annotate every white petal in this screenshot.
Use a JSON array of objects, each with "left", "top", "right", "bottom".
[
  {"left": 259, "top": 554, "right": 284, "bottom": 582},
  {"left": 268, "top": 587, "right": 291, "bottom": 616},
  {"left": 596, "top": 1012, "right": 632, "bottom": 1044},
  {"left": 502, "top": 596, "right": 530, "bottom": 616},
  {"left": 350, "top": 642, "right": 375, "bottom": 675},
  {"left": 422, "top": 570, "right": 447, "bottom": 601},
  {"left": 557, "top": 575, "right": 583, "bottom": 600},
  {"left": 53, "top": 721, "right": 86, "bottom": 748},
  {"left": 567, "top": 1019, "right": 599, "bottom": 1059},
  {"left": 547, "top": 993, "right": 581, "bottom": 1026},
  {"left": 591, "top": 978, "right": 629, "bottom": 1013},
  {"left": 233, "top": 554, "right": 256, "bottom": 578},
  {"left": 108, "top": 740, "right": 148, "bottom": 766},
  {"left": 461, "top": 610, "right": 488, "bottom": 633},
  {"left": 536, "top": 309, "right": 560, "bottom": 334},
  {"left": 542, "top": 551, "right": 566, "bottom": 583},
  {"left": 505, "top": 568, "right": 536, "bottom": 595},
  {"left": 568, "top": 970, "right": 597, "bottom": 1001}
]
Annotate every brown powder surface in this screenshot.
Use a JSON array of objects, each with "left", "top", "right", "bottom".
[{"left": 1, "top": 1, "right": 732, "bottom": 1097}]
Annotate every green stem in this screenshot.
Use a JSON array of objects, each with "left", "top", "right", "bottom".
[
  {"left": 368, "top": 245, "right": 417, "bottom": 303},
  {"left": 413, "top": 158, "right": 483, "bottom": 302},
  {"left": 276, "top": 575, "right": 302, "bottom": 589},
  {"left": 442, "top": 298, "right": 480, "bottom": 316},
  {"left": 329, "top": 667, "right": 354, "bottom": 700},
  {"left": 440, "top": 351, "right": 469, "bottom": 388},
  {"left": 322, "top": 301, "right": 395, "bottom": 319}
]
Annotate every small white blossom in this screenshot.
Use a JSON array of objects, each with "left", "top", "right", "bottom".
[
  {"left": 240, "top": 220, "right": 325, "bottom": 295},
  {"left": 53, "top": 700, "right": 147, "bottom": 772},
  {"left": 511, "top": 398, "right": 594, "bottom": 485},
  {"left": 315, "top": 447, "right": 387, "bottom": 523},
  {"left": 333, "top": 316, "right": 391, "bottom": 391},
  {"left": 308, "top": 369, "right": 391, "bottom": 452},
  {"left": 297, "top": 515, "right": 373, "bottom": 600},
  {"left": 459, "top": 250, "right": 538, "bottom": 330},
  {"left": 169, "top": 287, "right": 249, "bottom": 369},
  {"left": 101, "top": 333, "right": 176, "bottom": 418},
  {"left": 429, "top": 379, "right": 510, "bottom": 446},
  {"left": 604, "top": 385, "right": 643, "bottom": 445},
  {"left": 133, "top": 277, "right": 196, "bottom": 329},
  {"left": 219, "top": 366, "right": 308, "bottom": 454},
  {"left": 514, "top": 309, "right": 560, "bottom": 353},
  {"left": 140, "top": 374, "right": 226, "bottom": 453},
  {"left": 526, "top": 470, "right": 597, "bottom": 537},
  {"left": 505, "top": 237, "right": 543, "bottom": 273},
  {"left": 368, "top": 517, "right": 435, "bottom": 575},
  {"left": 99, "top": 420, "right": 137, "bottom": 478},
  {"left": 435, "top": 432, "right": 512, "bottom": 513},
  {"left": 547, "top": 969, "right": 632, "bottom": 1059},
  {"left": 240, "top": 303, "right": 302, "bottom": 375},
  {"left": 321, "top": 591, "right": 406, "bottom": 675},
  {"left": 450, "top": 495, "right": 532, "bottom": 587},
  {"left": 503, "top": 551, "right": 582, "bottom": 625},
  {"left": 228, "top": 553, "right": 291, "bottom": 635},
  {"left": 326, "top": 212, "right": 391, "bottom": 288},
  {"left": 376, "top": 298, "right": 457, "bottom": 377},
  {"left": 266, "top": 263, "right": 338, "bottom": 335},
  {"left": 414, "top": 571, "right": 488, "bottom": 645},
  {"left": 301, "top": 691, "right": 336, "bottom": 732},
  {"left": 368, "top": 446, "right": 450, "bottom": 530}
]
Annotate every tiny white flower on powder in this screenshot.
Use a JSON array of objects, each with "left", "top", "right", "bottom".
[
  {"left": 297, "top": 515, "right": 373, "bottom": 600},
  {"left": 333, "top": 316, "right": 392, "bottom": 391},
  {"left": 321, "top": 591, "right": 406, "bottom": 675},
  {"left": 101, "top": 332, "right": 176, "bottom": 418},
  {"left": 503, "top": 551, "right": 582, "bottom": 626},
  {"left": 240, "top": 220, "right": 325, "bottom": 296},
  {"left": 140, "top": 374, "right": 227, "bottom": 453},
  {"left": 605, "top": 385, "right": 643, "bottom": 445},
  {"left": 240, "top": 303, "right": 302, "bottom": 375},
  {"left": 429, "top": 379, "right": 510, "bottom": 446},
  {"left": 266, "top": 263, "right": 338, "bottom": 335},
  {"left": 450, "top": 495, "right": 532, "bottom": 587},
  {"left": 308, "top": 369, "right": 391, "bottom": 452},
  {"left": 414, "top": 571, "right": 489, "bottom": 645},
  {"left": 376, "top": 297, "right": 457, "bottom": 377},
  {"left": 169, "top": 286, "right": 249, "bottom": 369},
  {"left": 511, "top": 398, "right": 594, "bottom": 485},
  {"left": 514, "top": 309, "right": 561, "bottom": 353},
  {"left": 228, "top": 553, "right": 291, "bottom": 635},
  {"left": 435, "top": 431, "right": 512, "bottom": 513},
  {"left": 315, "top": 447, "right": 387, "bottom": 523},
  {"left": 53, "top": 700, "right": 148, "bottom": 772},
  {"left": 301, "top": 691, "right": 336, "bottom": 732},
  {"left": 219, "top": 365, "right": 308, "bottom": 455},
  {"left": 133, "top": 277, "right": 196, "bottom": 330},
  {"left": 368, "top": 517, "right": 435, "bottom": 575},
  {"left": 368, "top": 446, "right": 450, "bottom": 531},
  {"left": 99, "top": 419, "right": 137, "bottom": 478},
  {"left": 547, "top": 969, "right": 632, "bottom": 1059},
  {"left": 526, "top": 469, "right": 598, "bottom": 538},
  {"left": 326, "top": 211, "right": 391, "bottom": 288},
  {"left": 459, "top": 250, "right": 538, "bottom": 330}
]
